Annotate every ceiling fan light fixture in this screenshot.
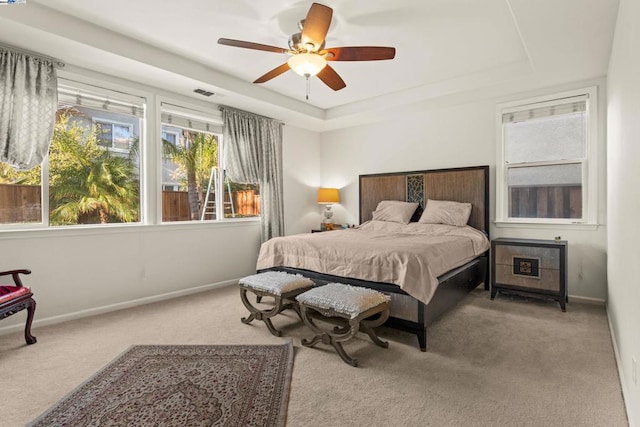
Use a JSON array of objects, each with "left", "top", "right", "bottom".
[{"left": 287, "top": 52, "right": 327, "bottom": 77}]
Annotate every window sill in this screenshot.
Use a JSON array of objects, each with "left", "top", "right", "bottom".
[
  {"left": 493, "top": 221, "right": 600, "bottom": 231},
  {"left": 0, "top": 218, "right": 260, "bottom": 240}
]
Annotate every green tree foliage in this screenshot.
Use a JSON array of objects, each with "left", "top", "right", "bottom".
[
  {"left": 0, "top": 158, "right": 41, "bottom": 185},
  {"left": 164, "top": 131, "right": 218, "bottom": 220},
  {"left": 48, "top": 113, "right": 140, "bottom": 225},
  {"left": 0, "top": 113, "right": 140, "bottom": 225}
]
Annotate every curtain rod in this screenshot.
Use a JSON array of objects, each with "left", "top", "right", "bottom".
[
  {"left": 0, "top": 43, "right": 65, "bottom": 68},
  {"left": 219, "top": 105, "right": 284, "bottom": 126}
]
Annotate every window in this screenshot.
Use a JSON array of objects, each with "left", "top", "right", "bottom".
[
  {"left": 161, "top": 130, "right": 179, "bottom": 146},
  {"left": 0, "top": 81, "right": 145, "bottom": 227},
  {"left": 0, "top": 75, "right": 260, "bottom": 230},
  {"left": 160, "top": 103, "right": 260, "bottom": 222},
  {"left": 94, "top": 119, "right": 133, "bottom": 151},
  {"left": 496, "top": 87, "right": 598, "bottom": 225}
]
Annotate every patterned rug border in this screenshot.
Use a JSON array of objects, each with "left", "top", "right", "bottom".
[{"left": 29, "top": 341, "right": 294, "bottom": 427}]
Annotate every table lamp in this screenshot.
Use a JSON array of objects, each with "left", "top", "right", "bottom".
[{"left": 317, "top": 188, "right": 340, "bottom": 228}]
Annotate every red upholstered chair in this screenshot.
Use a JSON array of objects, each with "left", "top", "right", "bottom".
[{"left": 0, "top": 269, "right": 37, "bottom": 344}]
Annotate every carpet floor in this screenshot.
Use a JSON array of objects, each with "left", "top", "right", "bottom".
[{"left": 0, "top": 285, "right": 629, "bottom": 426}]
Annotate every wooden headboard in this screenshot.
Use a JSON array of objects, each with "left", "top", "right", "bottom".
[{"left": 359, "top": 165, "right": 490, "bottom": 236}]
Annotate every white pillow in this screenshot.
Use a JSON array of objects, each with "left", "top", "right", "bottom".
[
  {"left": 371, "top": 200, "right": 418, "bottom": 224},
  {"left": 418, "top": 199, "right": 472, "bottom": 227}
]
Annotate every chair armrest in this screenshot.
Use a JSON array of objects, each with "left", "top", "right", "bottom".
[{"left": 0, "top": 269, "right": 32, "bottom": 287}]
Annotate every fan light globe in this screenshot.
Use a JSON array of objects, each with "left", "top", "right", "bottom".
[{"left": 288, "top": 53, "right": 327, "bottom": 77}]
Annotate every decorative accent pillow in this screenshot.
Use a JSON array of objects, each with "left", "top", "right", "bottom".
[
  {"left": 419, "top": 199, "right": 472, "bottom": 227},
  {"left": 410, "top": 204, "right": 424, "bottom": 222},
  {"left": 371, "top": 200, "right": 419, "bottom": 224}
]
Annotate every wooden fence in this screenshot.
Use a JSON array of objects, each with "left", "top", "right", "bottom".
[
  {"left": 0, "top": 184, "right": 259, "bottom": 224},
  {"left": 162, "top": 189, "right": 260, "bottom": 222},
  {"left": 0, "top": 184, "right": 41, "bottom": 223},
  {"left": 510, "top": 185, "right": 582, "bottom": 219}
]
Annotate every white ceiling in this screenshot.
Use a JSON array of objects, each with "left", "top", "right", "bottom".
[{"left": 0, "top": 0, "right": 619, "bottom": 131}]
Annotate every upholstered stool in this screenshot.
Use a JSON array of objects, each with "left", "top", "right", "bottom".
[
  {"left": 238, "top": 271, "right": 314, "bottom": 337},
  {"left": 296, "top": 283, "right": 390, "bottom": 367}
]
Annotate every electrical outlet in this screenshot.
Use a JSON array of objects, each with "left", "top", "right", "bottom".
[{"left": 633, "top": 358, "right": 637, "bottom": 385}]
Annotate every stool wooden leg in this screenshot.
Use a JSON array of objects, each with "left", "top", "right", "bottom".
[
  {"left": 299, "top": 306, "right": 360, "bottom": 367},
  {"left": 262, "top": 318, "right": 281, "bottom": 337},
  {"left": 360, "top": 325, "right": 388, "bottom": 348},
  {"left": 239, "top": 288, "right": 285, "bottom": 337},
  {"left": 332, "top": 341, "right": 358, "bottom": 367},
  {"left": 239, "top": 287, "right": 258, "bottom": 324},
  {"left": 360, "top": 309, "right": 389, "bottom": 348}
]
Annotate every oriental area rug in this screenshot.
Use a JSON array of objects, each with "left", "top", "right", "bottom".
[{"left": 30, "top": 342, "right": 294, "bottom": 427}]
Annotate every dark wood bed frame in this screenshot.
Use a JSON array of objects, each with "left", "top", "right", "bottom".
[{"left": 274, "top": 165, "right": 490, "bottom": 351}]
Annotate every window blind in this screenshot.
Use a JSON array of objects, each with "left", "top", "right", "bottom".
[
  {"left": 160, "top": 103, "right": 223, "bottom": 134},
  {"left": 58, "top": 81, "right": 146, "bottom": 118},
  {"left": 502, "top": 95, "right": 587, "bottom": 124}
]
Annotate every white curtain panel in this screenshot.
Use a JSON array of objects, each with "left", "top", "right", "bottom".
[
  {"left": 221, "top": 106, "right": 284, "bottom": 242},
  {"left": 0, "top": 47, "right": 58, "bottom": 170}
]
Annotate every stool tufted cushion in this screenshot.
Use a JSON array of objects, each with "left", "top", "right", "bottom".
[
  {"left": 239, "top": 271, "right": 314, "bottom": 296},
  {"left": 296, "top": 283, "right": 390, "bottom": 319},
  {"left": 0, "top": 286, "right": 30, "bottom": 304}
]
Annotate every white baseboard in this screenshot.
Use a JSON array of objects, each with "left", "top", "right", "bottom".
[
  {"left": 606, "top": 303, "right": 634, "bottom": 426},
  {"left": 0, "top": 279, "right": 237, "bottom": 337},
  {"left": 568, "top": 294, "right": 606, "bottom": 305}
]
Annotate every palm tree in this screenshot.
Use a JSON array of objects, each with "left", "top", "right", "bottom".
[
  {"left": 48, "top": 113, "right": 140, "bottom": 225},
  {"left": 164, "top": 131, "right": 218, "bottom": 220},
  {"left": 0, "top": 159, "right": 41, "bottom": 185}
]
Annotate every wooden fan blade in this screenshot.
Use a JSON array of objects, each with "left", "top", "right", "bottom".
[
  {"left": 316, "top": 65, "right": 346, "bottom": 91},
  {"left": 218, "top": 38, "right": 288, "bottom": 54},
  {"left": 254, "top": 63, "right": 291, "bottom": 83},
  {"left": 323, "top": 46, "right": 396, "bottom": 61},
  {"left": 301, "top": 3, "right": 333, "bottom": 51}
]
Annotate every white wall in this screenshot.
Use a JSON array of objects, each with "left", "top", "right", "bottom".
[
  {"left": 0, "top": 222, "right": 261, "bottom": 332},
  {"left": 282, "top": 125, "right": 323, "bottom": 235},
  {"left": 320, "top": 81, "right": 608, "bottom": 300},
  {"left": 607, "top": 0, "right": 640, "bottom": 422}
]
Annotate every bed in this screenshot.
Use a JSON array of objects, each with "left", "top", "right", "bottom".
[{"left": 258, "top": 165, "right": 490, "bottom": 351}]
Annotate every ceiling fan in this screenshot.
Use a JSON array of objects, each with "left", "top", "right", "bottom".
[{"left": 217, "top": 2, "right": 396, "bottom": 95}]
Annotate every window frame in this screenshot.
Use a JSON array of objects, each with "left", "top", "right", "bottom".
[
  {"left": 161, "top": 130, "right": 180, "bottom": 147},
  {"left": 0, "top": 77, "right": 146, "bottom": 230},
  {"left": 157, "top": 99, "right": 259, "bottom": 224},
  {"left": 495, "top": 86, "right": 598, "bottom": 227},
  {"left": 0, "top": 74, "right": 260, "bottom": 232}
]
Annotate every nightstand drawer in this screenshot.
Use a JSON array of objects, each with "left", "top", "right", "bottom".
[
  {"left": 494, "top": 244, "right": 561, "bottom": 271},
  {"left": 493, "top": 264, "right": 560, "bottom": 293}
]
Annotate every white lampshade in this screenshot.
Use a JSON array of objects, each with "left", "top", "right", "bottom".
[{"left": 287, "top": 53, "right": 327, "bottom": 77}]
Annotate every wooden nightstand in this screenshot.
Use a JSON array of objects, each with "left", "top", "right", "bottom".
[{"left": 491, "top": 238, "right": 568, "bottom": 311}]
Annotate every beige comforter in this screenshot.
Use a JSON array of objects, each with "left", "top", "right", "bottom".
[{"left": 256, "top": 220, "right": 490, "bottom": 305}]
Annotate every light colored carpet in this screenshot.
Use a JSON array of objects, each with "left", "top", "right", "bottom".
[{"left": 0, "top": 285, "right": 628, "bottom": 427}]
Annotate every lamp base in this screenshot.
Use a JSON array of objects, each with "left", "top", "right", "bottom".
[{"left": 322, "top": 204, "right": 334, "bottom": 223}]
